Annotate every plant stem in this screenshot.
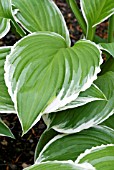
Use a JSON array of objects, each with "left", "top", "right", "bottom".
[
  {"left": 67, "top": 0, "right": 106, "bottom": 43},
  {"left": 68, "top": 0, "right": 87, "bottom": 34},
  {"left": 108, "top": 15, "right": 114, "bottom": 43}
]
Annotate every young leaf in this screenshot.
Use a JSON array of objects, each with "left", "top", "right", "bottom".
[
  {"left": 12, "top": 0, "right": 70, "bottom": 46},
  {"left": 5, "top": 32, "right": 102, "bottom": 134},
  {"left": 34, "top": 129, "right": 58, "bottom": 161},
  {"left": 36, "top": 126, "right": 114, "bottom": 163},
  {"left": 0, "top": 118, "right": 14, "bottom": 138},
  {"left": 76, "top": 144, "right": 114, "bottom": 170},
  {"left": 0, "top": 18, "right": 10, "bottom": 38},
  {"left": 0, "top": 47, "right": 15, "bottom": 113},
  {"left": 81, "top": 0, "right": 114, "bottom": 38},
  {"left": 43, "top": 71, "right": 114, "bottom": 134},
  {"left": 24, "top": 161, "right": 95, "bottom": 170},
  {"left": 100, "top": 43, "right": 114, "bottom": 57},
  {"left": 81, "top": 0, "right": 114, "bottom": 27}
]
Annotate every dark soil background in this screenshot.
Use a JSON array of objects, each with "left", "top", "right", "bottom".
[{"left": 0, "top": 0, "right": 108, "bottom": 169}]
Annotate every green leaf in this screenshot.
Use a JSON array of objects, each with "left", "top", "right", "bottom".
[
  {"left": 100, "top": 43, "right": 114, "bottom": 57},
  {"left": 0, "top": 0, "right": 12, "bottom": 19},
  {"left": 76, "top": 144, "right": 114, "bottom": 170},
  {"left": 36, "top": 126, "right": 114, "bottom": 163},
  {"left": 102, "top": 114, "right": 114, "bottom": 130},
  {"left": 0, "top": 18, "right": 10, "bottom": 38},
  {"left": 0, "top": 118, "right": 14, "bottom": 138},
  {"left": 12, "top": 0, "right": 70, "bottom": 46},
  {"left": 0, "top": 47, "right": 15, "bottom": 113},
  {"left": 24, "top": 161, "right": 95, "bottom": 170},
  {"left": 34, "top": 129, "right": 58, "bottom": 161},
  {"left": 5, "top": 32, "right": 102, "bottom": 134},
  {"left": 81, "top": 0, "right": 114, "bottom": 27},
  {"left": 58, "top": 84, "right": 107, "bottom": 111},
  {"left": 43, "top": 71, "right": 114, "bottom": 134},
  {"left": 0, "top": 0, "right": 25, "bottom": 36},
  {"left": 81, "top": 0, "right": 114, "bottom": 38}
]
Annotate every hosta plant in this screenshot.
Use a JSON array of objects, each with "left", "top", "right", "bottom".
[{"left": 0, "top": 0, "right": 114, "bottom": 169}]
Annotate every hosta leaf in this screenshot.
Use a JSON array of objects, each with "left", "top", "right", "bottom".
[
  {"left": 0, "top": 47, "right": 15, "bottom": 113},
  {"left": 102, "top": 114, "right": 114, "bottom": 130},
  {"left": 5, "top": 32, "right": 102, "bottom": 134},
  {"left": 12, "top": 0, "right": 70, "bottom": 45},
  {"left": 0, "top": 18, "right": 10, "bottom": 38},
  {"left": 0, "top": 0, "right": 25, "bottom": 36},
  {"left": 0, "top": 118, "right": 14, "bottom": 138},
  {"left": 24, "top": 161, "right": 95, "bottom": 170},
  {"left": 81, "top": 0, "right": 114, "bottom": 27},
  {"left": 100, "top": 43, "right": 114, "bottom": 57},
  {"left": 36, "top": 126, "right": 114, "bottom": 162},
  {"left": 76, "top": 144, "right": 114, "bottom": 170},
  {"left": 43, "top": 71, "right": 114, "bottom": 134},
  {"left": 34, "top": 129, "right": 58, "bottom": 161},
  {"left": 57, "top": 84, "right": 107, "bottom": 111},
  {"left": 0, "top": 0, "right": 12, "bottom": 19}
]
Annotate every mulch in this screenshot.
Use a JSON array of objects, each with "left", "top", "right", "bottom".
[{"left": 0, "top": 0, "right": 108, "bottom": 169}]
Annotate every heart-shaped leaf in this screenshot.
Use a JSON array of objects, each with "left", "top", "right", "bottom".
[
  {"left": 43, "top": 71, "right": 114, "bottom": 134},
  {"left": 0, "top": 18, "right": 10, "bottom": 38},
  {"left": 35, "top": 126, "right": 114, "bottom": 163},
  {"left": 100, "top": 43, "right": 114, "bottom": 58},
  {"left": 0, "top": 118, "right": 14, "bottom": 138},
  {"left": 12, "top": 0, "right": 70, "bottom": 45},
  {"left": 5, "top": 32, "right": 102, "bottom": 134},
  {"left": 24, "top": 161, "right": 95, "bottom": 170},
  {"left": 0, "top": 47, "right": 15, "bottom": 113},
  {"left": 76, "top": 144, "right": 114, "bottom": 170}
]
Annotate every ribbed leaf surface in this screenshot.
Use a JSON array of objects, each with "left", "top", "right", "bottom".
[
  {"left": 36, "top": 126, "right": 114, "bottom": 162},
  {"left": 34, "top": 129, "right": 58, "bottom": 161},
  {"left": 102, "top": 114, "right": 114, "bottom": 130},
  {"left": 76, "top": 144, "right": 114, "bottom": 170},
  {"left": 0, "top": 118, "right": 14, "bottom": 138},
  {"left": 0, "top": 0, "right": 12, "bottom": 18},
  {"left": 5, "top": 32, "right": 102, "bottom": 134},
  {"left": 100, "top": 43, "right": 114, "bottom": 58},
  {"left": 0, "top": 18, "right": 10, "bottom": 38},
  {"left": 43, "top": 71, "right": 114, "bottom": 133},
  {"left": 12, "top": 0, "right": 70, "bottom": 45},
  {"left": 0, "top": 47, "right": 15, "bottom": 113},
  {"left": 81, "top": 0, "right": 114, "bottom": 27},
  {"left": 24, "top": 161, "right": 95, "bottom": 170}
]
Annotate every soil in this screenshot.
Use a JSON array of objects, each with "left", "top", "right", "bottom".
[{"left": 0, "top": 0, "right": 108, "bottom": 169}]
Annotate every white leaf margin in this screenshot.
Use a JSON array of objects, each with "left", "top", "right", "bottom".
[{"left": 4, "top": 33, "right": 103, "bottom": 134}]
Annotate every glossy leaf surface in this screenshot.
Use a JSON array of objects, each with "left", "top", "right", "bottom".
[
  {"left": 5, "top": 32, "right": 102, "bottom": 134},
  {"left": 76, "top": 144, "right": 114, "bottom": 170},
  {"left": 12, "top": 0, "right": 70, "bottom": 45},
  {"left": 43, "top": 71, "right": 114, "bottom": 134},
  {"left": 0, "top": 118, "right": 14, "bottom": 138},
  {"left": 0, "top": 0, "right": 12, "bottom": 18},
  {"left": 0, "top": 18, "right": 10, "bottom": 38},
  {"left": 36, "top": 126, "right": 114, "bottom": 162},
  {"left": 81, "top": 0, "right": 114, "bottom": 27},
  {"left": 24, "top": 161, "right": 95, "bottom": 170},
  {"left": 0, "top": 47, "right": 15, "bottom": 113}
]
